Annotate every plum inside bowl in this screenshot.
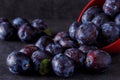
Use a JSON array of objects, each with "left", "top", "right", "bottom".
[{"left": 77, "top": 0, "right": 120, "bottom": 54}]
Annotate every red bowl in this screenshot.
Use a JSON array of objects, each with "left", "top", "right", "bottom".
[{"left": 77, "top": 0, "right": 120, "bottom": 54}]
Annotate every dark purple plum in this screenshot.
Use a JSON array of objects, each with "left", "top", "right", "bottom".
[
  {"left": 0, "top": 22, "right": 17, "bottom": 40},
  {"left": 18, "top": 23, "right": 42, "bottom": 43},
  {"left": 59, "top": 38, "right": 78, "bottom": 49},
  {"left": 85, "top": 50, "right": 112, "bottom": 72},
  {"left": 20, "top": 45, "right": 39, "bottom": 57},
  {"left": 32, "top": 19, "right": 47, "bottom": 30},
  {"left": 64, "top": 48, "right": 85, "bottom": 65},
  {"left": 115, "top": 14, "right": 120, "bottom": 36},
  {"left": 54, "top": 31, "right": 69, "bottom": 43},
  {"left": 52, "top": 54, "right": 74, "bottom": 78},
  {"left": 31, "top": 50, "right": 50, "bottom": 72},
  {"left": 115, "top": 13, "right": 120, "bottom": 25},
  {"left": 76, "top": 22, "right": 98, "bottom": 45},
  {"left": 6, "top": 51, "right": 32, "bottom": 74},
  {"left": 103, "top": 0, "right": 120, "bottom": 16},
  {"left": 35, "top": 36, "right": 53, "bottom": 51},
  {"left": 79, "top": 45, "right": 98, "bottom": 55},
  {"left": 12, "top": 17, "right": 28, "bottom": 29},
  {"left": 92, "top": 13, "right": 110, "bottom": 29},
  {"left": 69, "top": 21, "right": 80, "bottom": 39},
  {"left": 82, "top": 6, "right": 102, "bottom": 23},
  {"left": 45, "top": 42, "right": 63, "bottom": 56},
  {"left": 101, "top": 22, "right": 119, "bottom": 44}
]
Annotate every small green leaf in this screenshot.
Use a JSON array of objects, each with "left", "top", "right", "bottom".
[
  {"left": 39, "top": 59, "right": 50, "bottom": 75},
  {"left": 44, "top": 28, "right": 52, "bottom": 36}
]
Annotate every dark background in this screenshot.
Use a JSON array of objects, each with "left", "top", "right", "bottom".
[
  {"left": 0, "top": 0, "right": 88, "bottom": 20},
  {"left": 0, "top": 0, "right": 120, "bottom": 80}
]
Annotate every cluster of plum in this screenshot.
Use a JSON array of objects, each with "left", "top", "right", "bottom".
[
  {"left": 6, "top": 0, "right": 120, "bottom": 78},
  {"left": 81, "top": 0, "right": 120, "bottom": 47},
  {"left": 0, "top": 17, "right": 49, "bottom": 43},
  {"left": 6, "top": 34, "right": 112, "bottom": 78}
]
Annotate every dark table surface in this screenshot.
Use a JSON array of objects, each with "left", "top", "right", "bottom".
[{"left": 0, "top": 20, "right": 120, "bottom": 80}]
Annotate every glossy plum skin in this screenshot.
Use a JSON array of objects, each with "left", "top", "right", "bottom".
[
  {"left": 76, "top": 22, "right": 98, "bottom": 45},
  {"left": 64, "top": 48, "right": 85, "bottom": 65},
  {"left": 45, "top": 43, "right": 63, "bottom": 56},
  {"left": 59, "top": 38, "right": 78, "bottom": 49},
  {"left": 18, "top": 23, "right": 41, "bottom": 43},
  {"left": 101, "top": 22, "right": 119, "bottom": 44},
  {"left": 115, "top": 13, "right": 120, "bottom": 25},
  {"left": 52, "top": 54, "right": 74, "bottom": 78},
  {"left": 103, "top": 0, "right": 120, "bottom": 16},
  {"left": 79, "top": 45, "right": 98, "bottom": 55},
  {"left": 32, "top": 19, "right": 47, "bottom": 30},
  {"left": 12, "top": 17, "right": 28, "bottom": 29},
  {"left": 54, "top": 31, "right": 69, "bottom": 43},
  {"left": 35, "top": 36, "right": 53, "bottom": 51},
  {"left": 82, "top": 6, "right": 102, "bottom": 23},
  {"left": 31, "top": 50, "right": 50, "bottom": 72},
  {"left": 6, "top": 51, "right": 32, "bottom": 74},
  {"left": 69, "top": 21, "right": 80, "bottom": 39},
  {"left": 0, "top": 22, "right": 17, "bottom": 40},
  {"left": 20, "top": 45, "right": 39, "bottom": 56},
  {"left": 92, "top": 13, "right": 110, "bottom": 29},
  {"left": 85, "top": 50, "right": 112, "bottom": 72}
]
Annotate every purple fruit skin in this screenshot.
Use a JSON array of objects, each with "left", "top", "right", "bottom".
[
  {"left": 64, "top": 48, "right": 85, "bottom": 65},
  {"left": 92, "top": 13, "right": 110, "bottom": 29},
  {"left": 54, "top": 31, "right": 69, "bottom": 43},
  {"left": 35, "top": 36, "right": 53, "bottom": 51},
  {"left": 69, "top": 21, "right": 80, "bottom": 39},
  {"left": 6, "top": 51, "right": 31, "bottom": 74},
  {"left": 101, "top": 22, "right": 119, "bottom": 44},
  {"left": 32, "top": 19, "right": 47, "bottom": 30},
  {"left": 31, "top": 50, "right": 50, "bottom": 71},
  {"left": 59, "top": 38, "right": 78, "bottom": 48},
  {"left": 86, "top": 50, "right": 112, "bottom": 72},
  {"left": 76, "top": 22, "right": 98, "bottom": 45},
  {"left": 52, "top": 54, "right": 74, "bottom": 78},
  {"left": 45, "top": 43, "right": 62, "bottom": 56},
  {"left": 82, "top": 6, "right": 102, "bottom": 23},
  {"left": 103, "top": 0, "right": 120, "bottom": 16}
]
